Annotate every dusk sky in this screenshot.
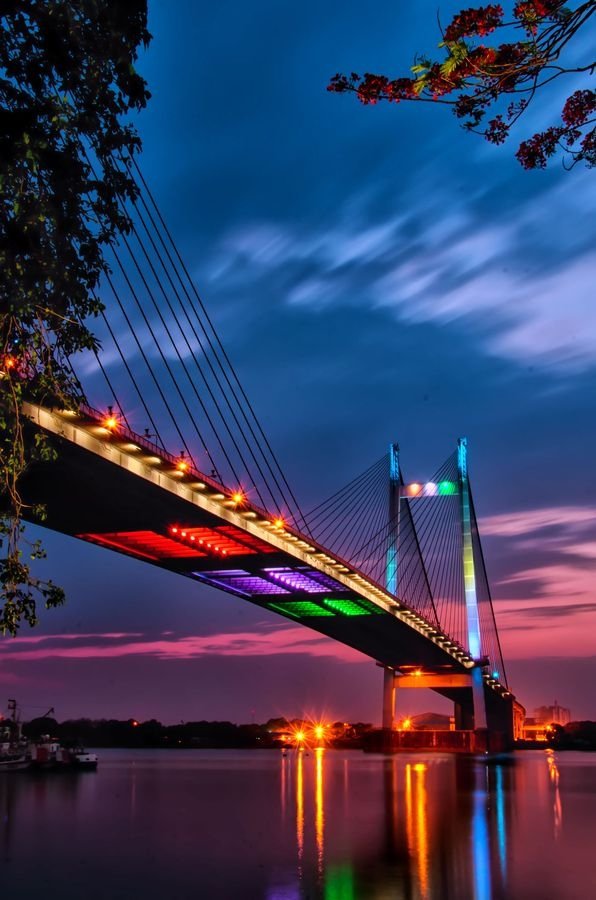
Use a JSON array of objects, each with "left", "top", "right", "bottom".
[{"left": 3, "top": 1, "right": 596, "bottom": 725}]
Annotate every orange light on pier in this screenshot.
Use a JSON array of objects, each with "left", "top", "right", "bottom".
[
  {"left": 176, "top": 458, "right": 189, "bottom": 473},
  {"left": 103, "top": 413, "right": 118, "bottom": 430},
  {"left": 273, "top": 516, "right": 285, "bottom": 530},
  {"left": 313, "top": 724, "right": 327, "bottom": 745},
  {"left": 231, "top": 490, "right": 245, "bottom": 506}
]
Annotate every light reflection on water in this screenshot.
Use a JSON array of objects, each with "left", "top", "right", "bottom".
[{"left": 0, "top": 748, "right": 595, "bottom": 899}]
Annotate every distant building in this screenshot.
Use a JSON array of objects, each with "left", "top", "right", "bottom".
[
  {"left": 521, "top": 700, "right": 571, "bottom": 742},
  {"left": 534, "top": 701, "right": 571, "bottom": 726},
  {"left": 399, "top": 713, "right": 453, "bottom": 732}
]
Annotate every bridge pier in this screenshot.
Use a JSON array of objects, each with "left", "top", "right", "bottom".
[
  {"left": 382, "top": 667, "right": 396, "bottom": 731},
  {"left": 454, "top": 697, "right": 474, "bottom": 731},
  {"left": 378, "top": 669, "right": 515, "bottom": 752}
]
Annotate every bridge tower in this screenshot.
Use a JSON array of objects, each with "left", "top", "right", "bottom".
[
  {"left": 380, "top": 437, "right": 499, "bottom": 748},
  {"left": 457, "top": 437, "right": 488, "bottom": 739},
  {"left": 382, "top": 443, "right": 400, "bottom": 732}
]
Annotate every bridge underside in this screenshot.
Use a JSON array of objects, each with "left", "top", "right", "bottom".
[
  {"left": 22, "top": 418, "right": 468, "bottom": 676},
  {"left": 19, "top": 406, "right": 516, "bottom": 749}
]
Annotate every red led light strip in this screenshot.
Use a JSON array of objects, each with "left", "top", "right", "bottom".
[{"left": 78, "top": 531, "right": 207, "bottom": 561}]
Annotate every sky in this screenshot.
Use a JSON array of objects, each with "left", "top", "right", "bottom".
[{"left": 2, "top": 1, "right": 596, "bottom": 725}]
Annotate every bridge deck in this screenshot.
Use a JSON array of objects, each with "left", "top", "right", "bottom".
[{"left": 21, "top": 404, "right": 512, "bottom": 700}]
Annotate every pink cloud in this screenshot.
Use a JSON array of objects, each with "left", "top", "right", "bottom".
[
  {"left": 497, "top": 562, "right": 595, "bottom": 599},
  {"left": 495, "top": 555, "right": 596, "bottom": 658},
  {"left": 0, "top": 627, "right": 368, "bottom": 664},
  {"left": 0, "top": 671, "right": 26, "bottom": 685},
  {"left": 0, "top": 632, "right": 143, "bottom": 646},
  {"left": 480, "top": 506, "right": 596, "bottom": 538},
  {"left": 498, "top": 598, "right": 596, "bottom": 658}
]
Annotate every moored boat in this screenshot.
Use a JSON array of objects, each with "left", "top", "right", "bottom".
[
  {"left": 68, "top": 747, "right": 99, "bottom": 770},
  {"left": 2, "top": 700, "right": 99, "bottom": 773},
  {"left": 0, "top": 699, "right": 31, "bottom": 772},
  {"left": 0, "top": 752, "right": 31, "bottom": 772}
]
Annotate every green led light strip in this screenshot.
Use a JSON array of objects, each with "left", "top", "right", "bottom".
[
  {"left": 322, "top": 598, "right": 371, "bottom": 617},
  {"left": 267, "top": 601, "right": 335, "bottom": 618}
]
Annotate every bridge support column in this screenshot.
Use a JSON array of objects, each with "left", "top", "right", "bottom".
[
  {"left": 454, "top": 698, "right": 474, "bottom": 731},
  {"left": 471, "top": 666, "right": 488, "bottom": 751},
  {"left": 458, "top": 438, "right": 489, "bottom": 750},
  {"left": 382, "top": 667, "right": 396, "bottom": 732},
  {"left": 386, "top": 443, "right": 400, "bottom": 596}
]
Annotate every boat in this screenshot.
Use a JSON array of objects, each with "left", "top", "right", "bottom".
[
  {"left": 0, "top": 699, "right": 31, "bottom": 772},
  {"left": 68, "top": 747, "right": 99, "bottom": 770},
  {"left": 0, "top": 753, "right": 31, "bottom": 772},
  {"left": 1, "top": 700, "right": 98, "bottom": 773},
  {"left": 30, "top": 738, "right": 99, "bottom": 771}
]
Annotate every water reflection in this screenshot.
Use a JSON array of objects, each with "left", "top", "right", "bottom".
[
  {"left": 405, "top": 762, "right": 429, "bottom": 898},
  {"left": 0, "top": 749, "right": 592, "bottom": 899},
  {"left": 315, "top": 748, "right": 325, "bottom": 877},
  {"left": 296, "top": 750, "right": 304, "bottom": 872},
  {"left": 472, "top": 764, "right": 491, "bottom": 900},
  {"left": 283, "top": 752, "right": 521, "bottom": 899},
  {"left": 494, "top": 764, "right": 507, "bottom": 877},
  {"left": 546, "top": 749, "right": 562, "bottom": 838}
]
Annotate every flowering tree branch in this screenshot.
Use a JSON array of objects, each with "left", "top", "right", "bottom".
[{"left": 328, "top": 1, "right": 596, "bottom": 169}]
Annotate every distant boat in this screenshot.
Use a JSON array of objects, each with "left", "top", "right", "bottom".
[
  {"left": 2, "top": 700, "right": 98, "bottom": 773},
  {"left": 68, "top": 747, "right": 99, "bottom": 770},
  {"left": 0, "top": 699, "right": 31, "bottom": 772},
  {"left": 0, "top": 752, "right": 31, "bottom": 772},
  {"left": 30, "top": 739, "right": 99, "bottom": 771}
]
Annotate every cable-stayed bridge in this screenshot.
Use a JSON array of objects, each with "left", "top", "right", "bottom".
[{"left": 15, "top": 160, "right": 519, "bottom": 752}]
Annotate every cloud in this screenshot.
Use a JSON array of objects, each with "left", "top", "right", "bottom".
[
  {"left": 202, "top": 168, "right": 596, "bottom": 377},
  {"left": 1, "top": 627, "right": 367, "bottom": 664},
  {"left": 0, "top": 671, "right": 25, "bottom": 685},
  {"left": 501, "top": 602, "right": 596, "bottom": 620},
  {"left": 480, "top": 506, "right": 596, "bottom": 538},
  {"left": 1, "top": 632, "right": 144, "bottom": 646},
  {"left": 498, "top": 562, "right": 596, "bottom": 598},
  {"left": 479, "top": 505, "right": 596, "bottom": 659}
]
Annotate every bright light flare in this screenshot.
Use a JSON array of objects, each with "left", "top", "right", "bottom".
[
  {"left": 273, "top": 516, "right": 285, "bottom": 530},
  {"left": 103, "top": 414, "right": 118, "bottom": 430},
  {"left": 231, "top": 490, "right": 246, "bottom": 506}
]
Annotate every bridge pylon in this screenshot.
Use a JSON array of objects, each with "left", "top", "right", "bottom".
[
  {"left": 457, "top": 437, "right": 488, "bottom": 741},
  {"left": 381, "top": 443, "right": 400, "bottom": 736},
  {"left": 377, "top": 437, "right": 514, "bottom": 752}
]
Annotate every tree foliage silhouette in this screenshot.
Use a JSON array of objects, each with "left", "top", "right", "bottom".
[
  {"left": 0, "top": 0, "right": 150, "bottom": 634},
  {"left": 329, "top": 1, "right": 595, "bottom": 169}
]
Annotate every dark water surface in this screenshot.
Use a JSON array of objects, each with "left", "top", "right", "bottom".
[{"left": 1, "top": 748, "right": 595, "bottom": 899}]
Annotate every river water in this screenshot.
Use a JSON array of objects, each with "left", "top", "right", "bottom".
[{"left": 0, "top": 748, "right": 594, "bottom": 899}]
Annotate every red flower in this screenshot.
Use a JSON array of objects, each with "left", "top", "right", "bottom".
[
  {"left": 516, "top": 126, "right": 564, "bottom": 168},
  {"left": 486, "top": 115, "right": 509, "bottom": 144},
  {"left": 562, "top": 90, "right": 596, "bottom": 128},
  {"left": 444, "top": 5, "right": 504, "bottom": 42}
]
